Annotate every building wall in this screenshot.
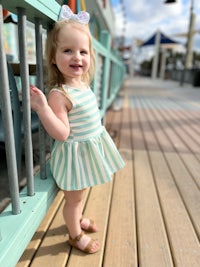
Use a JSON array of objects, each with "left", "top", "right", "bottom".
[{"left": 85, "top": 0, "right": 115, "bottom": 36}]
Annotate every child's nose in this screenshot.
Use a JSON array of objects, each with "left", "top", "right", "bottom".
[{"left": 73, "top": 52, "right": 81, "bottom": 60}]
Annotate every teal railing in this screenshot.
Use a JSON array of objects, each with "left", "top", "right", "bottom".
[{"left": 0, "top": 1, "right": 125, "bottom": 266}]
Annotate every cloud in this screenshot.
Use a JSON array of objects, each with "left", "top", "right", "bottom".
[{"left": 112, "top": 0, "right": 200, "bottom": 52}]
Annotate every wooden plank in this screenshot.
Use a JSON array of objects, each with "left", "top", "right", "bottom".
[
  {"left": 165, "top": 153, "right": 200, "bottom": 238},
  {"left": 170, "top": 109, "right": 200, "bottom": 146},
  {"left": 104, "top": 94, "right": 137, "bottom": 266},
  {"left": 134, "top": 150, "right": 173, "bottom": 267},
  {"left": 131, "top": 95, "right": 174, "bottom": 266},
  {"left": 28, "top": 188, "right": 90, "bottom": 267},
  {"left": 104, "top": 150, "right": 135, "bottom": 267},
  {"left": 143, "top": 97, "right": 188, "bottom": 155},
  {"left": 168, "top": 100, "right": 200, "bottom": 136},
  {"left": 180, "top": 153, "right": 200, "bottom": 188},
  {"left": 137, "top": 92, "right": 200, "bottom": 243},
  {"left": 196, "top": 154, "right": 200, "bottom": 162},
  {"left": 17, "top": 190, "right": 64, "bottom": 267},
  {"left": 136, "top": 98, "right": 160, "bottom": 152},
  {"left": 162, "top": 108, "right": 200, "bottom": 153},
  {"left": 148, "top": 100, "right": 189, "bottom": 153},
  {"left": 153, "top": 101, "right": 199, "bottom": 154},
  {"left": 67, "top": 182, "right": 113, "bottom": 267},
  {"left": 30, "top": 199, "right": 70, "bottom": 267},
  {"left": 138, "top": 93, "right": 200, "bottom": 238},
  {"left": 143, "top": 105, "right": 175, "bottom": 153},
  {"left": 150, "top": 151, "right": 200, "bottom": 267}
]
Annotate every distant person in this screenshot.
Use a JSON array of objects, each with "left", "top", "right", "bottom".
[{"left": 30, "top": 5, "right": 125, "bottom": 254}]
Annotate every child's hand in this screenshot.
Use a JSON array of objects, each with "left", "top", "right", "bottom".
[{"left": 30, "top": 85, "right": 48, "bottom": 112}]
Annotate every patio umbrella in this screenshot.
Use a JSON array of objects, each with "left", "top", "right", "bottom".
[{"left": 140, "top": 30, "right": 180, "bottom": 79}]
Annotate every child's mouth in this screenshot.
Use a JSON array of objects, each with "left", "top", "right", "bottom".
[{"left": 70, "top": 64, "right": 82, "bottom": 70}]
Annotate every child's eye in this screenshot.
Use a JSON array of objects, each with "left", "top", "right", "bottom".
[
  {"left": 81, "top": 50, "right": 88, "bottom": 54},
  {"left": 64, "top": 49, "right": 71, "bottom": 53}
]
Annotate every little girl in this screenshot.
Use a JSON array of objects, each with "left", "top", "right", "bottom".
[{"left": 30, "top": 5, "right": 125, "bottom": 254}]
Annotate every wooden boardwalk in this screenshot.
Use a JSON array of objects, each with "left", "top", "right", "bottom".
[{"left": 17, "top": 77, "right": 200, "bottom": 267}]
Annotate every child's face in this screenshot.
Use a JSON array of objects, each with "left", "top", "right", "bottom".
[{"left": 54, "top": 24, "right": 90, "bottom": 83}]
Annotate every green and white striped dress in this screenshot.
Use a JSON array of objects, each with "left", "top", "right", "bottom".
[{"left": 50, "top": 85, "right": 125, "bottom": 191}]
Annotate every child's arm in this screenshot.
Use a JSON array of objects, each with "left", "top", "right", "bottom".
[{"left": 30, "top": 85, "right": 70, "bottom": 141}]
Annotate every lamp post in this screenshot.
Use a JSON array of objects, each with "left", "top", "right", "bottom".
[
  {"left": 181, "top": 0, "right": 195, "bottom": 85},
  {"left": 185, "top": 0, "right": 195, "bottom": 69},
  {"left": 165, "top": 0, "right": 195, "bottom": 85}
]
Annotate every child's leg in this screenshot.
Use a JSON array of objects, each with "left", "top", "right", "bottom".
[
  {"left": 63, "top": 190, "right": 84, "bottom": 237},
  {"left": 63, "top": 190, "right": 99, "bottom": 253},
  {"left": 77, "top": 191, "right": 98, "bottom": 232}
]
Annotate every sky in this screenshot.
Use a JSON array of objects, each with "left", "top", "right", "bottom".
[{"left": 111, "top": 0, "right": 200, "bottom": 63}]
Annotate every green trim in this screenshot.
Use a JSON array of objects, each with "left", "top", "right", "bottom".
[
  {"left": 0, "top": 164, "right": 58, "bottom": 267},
  {"left": 2, "top": 0, "right": 60, "bottom": 27}
]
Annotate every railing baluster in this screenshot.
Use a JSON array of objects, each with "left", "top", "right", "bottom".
[
  {"left": 35, "top": 18, "right": 46, "bottom": 179},
  {"left": 17, "top": 7, "right": 34, "bottom": 196},
  {"left": 0, "top": 2, "right": 20, "bottom": 215},
  {"left": 100, "top": 31, "right": 111, "bottom": 120}
]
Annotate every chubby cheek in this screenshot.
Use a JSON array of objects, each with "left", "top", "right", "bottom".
[
  {"left": 83, "top": 58, "right": 90, "bottom": 72},
  {"left": 54, "top": 56, "right": 67, "bottom": 72}
]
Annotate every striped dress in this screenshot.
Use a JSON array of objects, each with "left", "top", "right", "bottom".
[{"left": 50, "top": 85, "right": 125, "bottom": 191}]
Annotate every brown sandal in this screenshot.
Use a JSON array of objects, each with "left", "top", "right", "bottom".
[
  {"left": 80, "top": 218, "right": 98, "bottom": 233},
  {"left": 69, "top": 231, "right": 100, "bottom": 254}
]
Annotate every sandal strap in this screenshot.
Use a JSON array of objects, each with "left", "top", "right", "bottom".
[
  {"left": 80, "top": 218, "right": 96, "bottom": 232},
  {"left": 69, "top": 231, "right": 99, "bottom": 254},
  {"left": 69, "top": 231, "right": 84, "bottom": 243},
  {"left": 84, "top": 238, "right": 98, "bottom": 254}
]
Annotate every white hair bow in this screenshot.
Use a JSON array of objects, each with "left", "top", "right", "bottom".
[{"left": 58, "top": 5, "right": 90, "bottom": 24}]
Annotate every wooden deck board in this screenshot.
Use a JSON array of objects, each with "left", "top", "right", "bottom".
[
  {"left": 150, "top": 151, "right": 200, "bottom": 267},
  {"left": 104, "top": 96, "right": 137, "bottom": 267},
  {"left": 67, "top": 182, "right": 113, "bottom": 267},
  {"left": 16, "top": 191, "right": 64, "bottom": 267},
  {"left": 165, "top": 153, "right": 200, "bottom": 239},
  {"left": 17, "top": 78, "right": 200, "bottom": 267},
  {"left": 134, "top": 150, "right": 173, "bottom": 267},
  {"left": 180, "top": 153, "right": 200, "bottom": 188},
  {"left": 137, "top": 92, "right": 200, "bottom": 240},
  {"left": 30, "top": 198, "right": 69, "bottom": 267},
  {"left": 132, "top": 97, "right": 173, "bottom": 266}
]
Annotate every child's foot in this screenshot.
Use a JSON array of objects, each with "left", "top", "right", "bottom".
[
  {"left": 69, "top": 231, "right": 100, "bottom": 254},
  {"left": 80, "top": 218, "right": 98, "bottom": 233}
]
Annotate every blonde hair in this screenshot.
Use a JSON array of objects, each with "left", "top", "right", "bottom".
[{"left": 45, "top": 20, "right": 95, "bottom": 90}]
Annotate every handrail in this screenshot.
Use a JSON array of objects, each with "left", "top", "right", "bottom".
[{"left": 0, "top": 1, "right": 125, "bottom": 266}]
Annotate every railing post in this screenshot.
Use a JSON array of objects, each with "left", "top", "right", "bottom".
[
  {"left": 92, "top": 50, "right": 99, "bottom": 96},
  {"left": 35, "top": 18, "right": 46, "bottom": 179},
  {"left": 100, "top": 30, "right": 111, "bottom": 118},
  {"left": 17, "top": 7, "right": 34, "bottom": 196},
  {"left": 0, "top": 1, "right": 20, "bottom": 215}
]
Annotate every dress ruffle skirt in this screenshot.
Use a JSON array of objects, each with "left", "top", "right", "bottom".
[{"left": 50, "top": 126, "right": 125, "bottom": 191}]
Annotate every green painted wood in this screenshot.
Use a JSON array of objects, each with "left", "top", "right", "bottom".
[
  {"left": 99, "top": 31, "right": 112, "bottom": 113},
  {"left": 2, "top": 0, "right": 60, "bottom": 28},
  {"left": 0, "top": 164, "right": 59, "bottom": 267},
  {"left": 92, "top": 34, "right": 125, "bottom": 117}
]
